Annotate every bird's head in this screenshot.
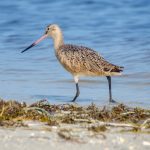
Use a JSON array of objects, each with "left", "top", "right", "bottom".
[
  {"left": 21, "top": 24, "right": 62, "bottom": 53},
  {"left": 45, "top": 24, "right": 62, "bottom": 39}
]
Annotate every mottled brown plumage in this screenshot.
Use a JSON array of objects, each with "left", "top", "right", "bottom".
[
  {"left": 56, "top": 44, "right": 123, "bottom": 76},
  {"left": 22, "top": 24, "right": 124, "bottom": 103}
]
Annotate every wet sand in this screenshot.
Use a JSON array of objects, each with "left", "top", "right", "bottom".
[{"left": 0, "top": 123, "right": 150, "bottom": 150}]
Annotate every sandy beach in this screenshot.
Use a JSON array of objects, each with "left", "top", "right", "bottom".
[
  {"left": 0, "top": 100, "right": 150, "bottom": 150},
  {"left": 0, "top": 123, "right": 150, "bottom": 150}
]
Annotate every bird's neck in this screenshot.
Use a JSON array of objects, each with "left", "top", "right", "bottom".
[{"left": 53, "top": 32, "right": 64, "bottom": 51}]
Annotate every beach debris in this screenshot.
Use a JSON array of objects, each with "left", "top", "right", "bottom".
[
  {"left": 0, "top": 99, "right": 149, "bottom": 136},
  {"left": 88, "top": 125, "right": 107, "bottom": 132}
]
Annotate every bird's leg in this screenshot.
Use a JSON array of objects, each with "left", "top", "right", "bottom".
[
  {"left": 106, "top": 76, "right": 116, "bottom": 103},
  {"left": 72, "top": 76, "right": 80, "bottom": 102}
]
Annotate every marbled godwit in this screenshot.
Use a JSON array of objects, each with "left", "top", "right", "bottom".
[{"left": 21, "top": 24, "right": 124, "bottom": 103}]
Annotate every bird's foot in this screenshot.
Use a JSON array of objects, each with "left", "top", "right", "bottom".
[
  {"left": 71, "top": 95, "right": 79, "bottom": 102},
  {"left": 71, "top": 99, "right": 76, "bottom": 102},
  {"left": 71, "top": 99, "right": 78, "bottom": 105},
  {"left": 109, "top": 99, "right": 118, "bottom": 103},
  {"left": 71, "top": 97, "right": 77, "bottom": 102}
]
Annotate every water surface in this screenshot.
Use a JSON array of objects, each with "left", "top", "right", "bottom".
[{"left": 0, "top": 0, "right": 150, "bottom": 107}]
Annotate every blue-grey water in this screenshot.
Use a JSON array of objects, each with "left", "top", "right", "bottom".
[{"left": 0, "top": 0, "right": 150, "bottom": 107}]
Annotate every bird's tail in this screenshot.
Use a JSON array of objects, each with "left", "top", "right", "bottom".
[{"left": 113, "top": 66, "right": 124, "bottom": 73}]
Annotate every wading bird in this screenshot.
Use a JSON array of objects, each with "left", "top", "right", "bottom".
[{"left": 21, "top": 24, "right": 123, "bottom": 103}]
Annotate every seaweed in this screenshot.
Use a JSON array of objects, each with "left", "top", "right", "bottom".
[
  {"left": 88, "top": 125, "right": 107, "bottom": 132},
  {"left": 0, "top": 99, "right": 149, "bottom": 134}
]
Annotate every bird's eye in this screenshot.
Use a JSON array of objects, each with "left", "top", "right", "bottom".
[{"left": 47, "top": 28, "right": 49, "bottom": 30}]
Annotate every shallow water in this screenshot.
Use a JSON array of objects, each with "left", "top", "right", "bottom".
[{"left": 0, "top": 0, "right": 150, "bottom": 107}]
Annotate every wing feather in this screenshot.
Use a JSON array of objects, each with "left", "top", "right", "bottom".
[{"left": 56, "top": 44, "right": 123, "bottom": 75}]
